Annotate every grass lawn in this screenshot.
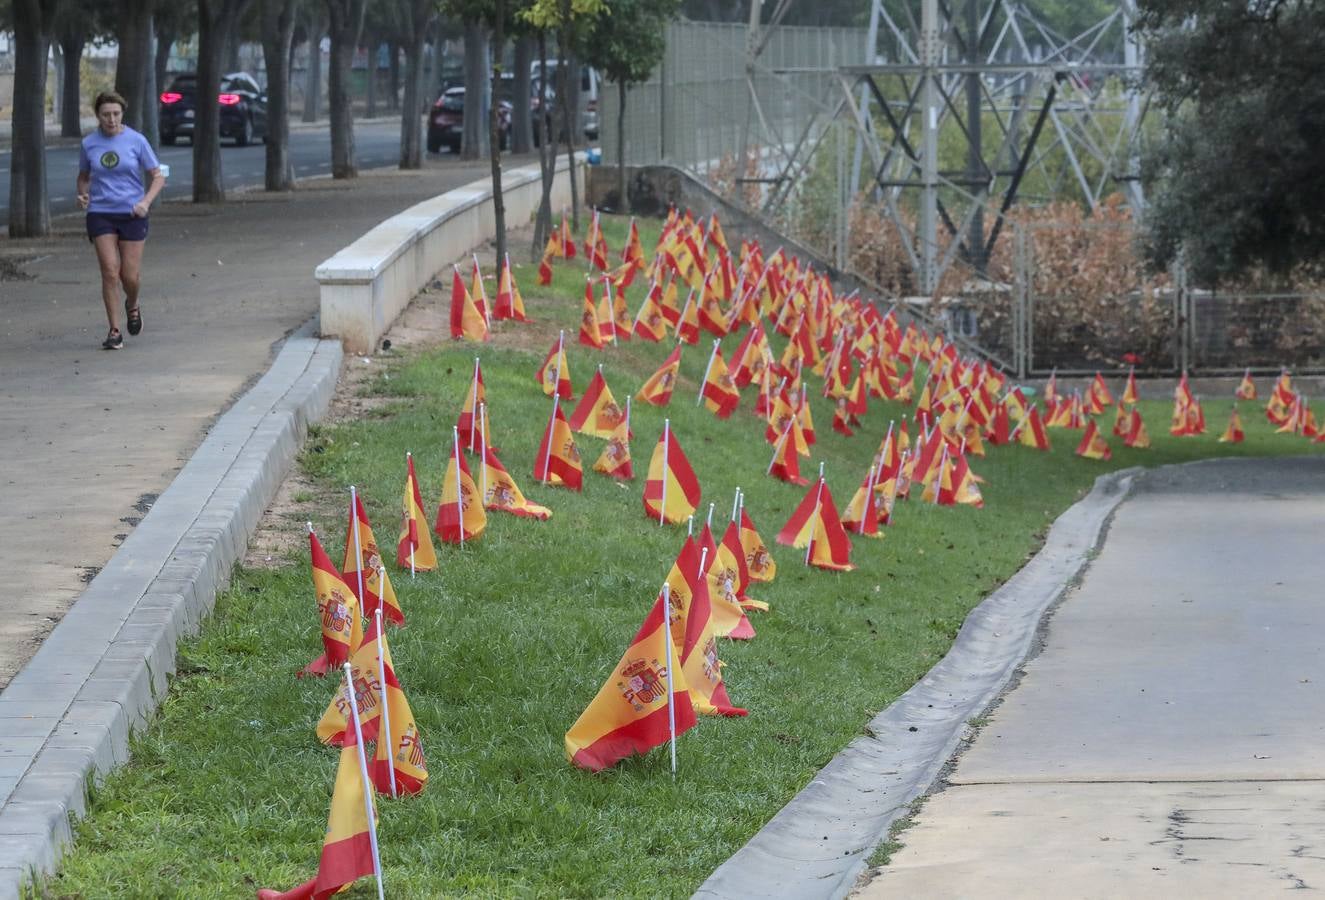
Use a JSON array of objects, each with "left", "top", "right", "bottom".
[{"left": 51, "top": 215, "right": 1323, "bottom": 898}]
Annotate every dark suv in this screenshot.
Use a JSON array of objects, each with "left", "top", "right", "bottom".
[
  {"left": 427, "top": 86, "right": 511, "bottom": 154},
  {"left": 160, "top": 72, "right": 269, "bottom": 146}
]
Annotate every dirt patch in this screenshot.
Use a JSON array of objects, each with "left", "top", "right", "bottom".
[{"left": 0, "top": 255, "right": 35, "bottom": 282}]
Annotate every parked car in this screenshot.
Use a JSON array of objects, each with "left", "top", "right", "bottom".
[
  {"left": 427, "top": 86, "right": 511, "bottom": 154},
  {"left": 531, "top": 61, "right": 600, "bottom": 141},
  {"left": 159, "top": 72, "right": 269, "bottom": 147}
]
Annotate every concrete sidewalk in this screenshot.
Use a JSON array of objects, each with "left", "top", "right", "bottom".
[
  {"left": 856, "top": 456, "right": 1325, "bottom": 897},
  {"left": 0, "top": 155, "right": 497, "bottom": 688}
]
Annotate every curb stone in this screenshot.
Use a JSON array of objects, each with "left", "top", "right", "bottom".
[
  {"left": 694, "top": 467, "right": 1141, "bottom": 900},
  {"left": 0, "top": 326, "right": 342, "bottom": 899}
]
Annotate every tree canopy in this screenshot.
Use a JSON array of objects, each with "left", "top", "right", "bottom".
[{"left": 1137, "top": 0, "right": 1325, "bottom": 284}]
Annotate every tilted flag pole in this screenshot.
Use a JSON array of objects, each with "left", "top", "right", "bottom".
[
  {"left": 478, "top": 402, "right": 489, "bottom": 500},
  {"left": 374, "top": 604, "right": 397, "bottom": 799},
  {"left": 552, "top": 329, "right": 566, "bottom": 394},
  {"left": 663, "top": 582, "right": 677, "bottom": 779},
  {"left": 706, "top": 502, "right": 715, "bottom": 529},
  {"left": 859, "top": 464, "right": 877, "bottom": 535},
  {"left": 731, "top": 487, "right": 741, "bottom": 523},
  {"left": 603, "top": 277, "right": 617, "bottom": 347},
  {"left": 405, "top": 453, "right": 416, "bottom": 578},
  {"left": 687, "top": 515, "right": 694, "bottom": 538},
  {"left": 350, "top": 486, "right": 366, "bottom": 603},
  {"left": 767, "top": 419, "right": 794, "bottom": 475},
  {"left": 542, "top": 395, "right": 560, "bottom": 487},
  {"left": 473, "top": 254, "right": 491, "bottom": 329},
  {"left": 469, "top": 358, "right": 481, "bottom": 453},
  {"left": 697, "top": 339, "right": 720, "bottom": 405},
  {"left": 806, "top": 464, "right": 825, "bottom": 566},
  {"left": 452, "top": 426, "right": 465, "bottom": 548},
  {"left": 660, "top": 419, "right": 671, "bottom": 526},
  {"left": 342, "top": 662, "right": 386, "bottom": 900}
]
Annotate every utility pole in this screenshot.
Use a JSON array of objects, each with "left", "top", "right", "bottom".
[{"left": 919, "top": 0, "right": 939, "bottom": 296}]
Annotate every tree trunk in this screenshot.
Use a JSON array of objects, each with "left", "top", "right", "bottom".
[
  {"left": 489, "top": 1, "right": 507, "bottom": 266},
  {"left": 617, "top": 79, "right": 626, "bottom": 211},
  {"left": 115, "top": 0, "right": 153, "bottom": 132},
  {"left": 224, "top": 16, "right": 242, "bottom": 72},
  {"left": 302, "top": 10, "right": 324, "bottom": 122},
  {"left": 556, "top": 19, "right": 578, "bottom": 230},
  {"left": 142, "top": 19, "right": 159, "bottom": 148},
  {"left": 398, "top": 3, "right": 430, "bottom": 169},
  {"left": 511, "top": 33, "right": 532, "bottom": 154},
  {"left": 58, "top": 26, "right": 85, "bottom": 138},
  {"left": 387, "top": 40, "right": 400, "bottom": 111},
  {"left": 8, "top": 0, "right": 55, "bottom": 238},
  {"left": 195, "top": 0, "right": 248, "bottom": 202},
  {"left": 460, "top": 22, "right": 489, "bottom": 161},
  {"left": 155, "top": 22, "right": 175, "bottom": 95},
  {"left": 365, "top": 35, "right": 378, "bottom": 119},
  {"left": 531, "top": 30, "right": 555, "bottom": 261},
  {"left": 326, "top": 0, "right": 365, "bottom": 179},
  {"left": 261, "top": 0, "right": 297, "bottom": 190}
]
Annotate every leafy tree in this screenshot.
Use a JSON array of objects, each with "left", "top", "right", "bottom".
[
  {"left": 580, "top": 0, "right": 679, "bottom": 210},
  {"left": 1136, "top": 0, "right": 1325, "bottom": 284}
]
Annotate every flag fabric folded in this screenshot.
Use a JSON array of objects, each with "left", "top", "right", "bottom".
[
  {"left": 739, "top": 506, "right": 777, "bottom": 584},
  {"left": 767, "top": 421, "right": 807, "bottom": 485},
  {"left": 700, "top": 343, "right": 740, "bottom": 418},
  {"left": 569, "top": 368, "right": 627, "bottom": 439},
  {"left": 578, "top": 279, "right": 606, "bottom": 349},
  {"left": 636, "top": 346, "right": 683, "bottom": 407},
  {"left": 665, "top": 537, "right": 747, "bottom": 716},
  {"left": 1219, "top": 406, "right": 1245, "bottom": 443},
  {"left": 564, "top": 592, "right": 697, "bottom": 771},
  {"left": 301, "top": 531, "right": 364, "bottom": 678},
  {"left": 480, "top": 444, "right": 553, "bottom": 519},
  {"left": 1122, "top": 368, "right": 1139, "bottom": 405},
  {"left": 534, "top": 400, "right": 584, "bottom": 490},
  {"left": 593, "top": 416, "right": 635, "bottom": 481},
  {"left": 535, "top": 334, "right": 573, "bottom": 399},
  {"left": 397, "top": 453, "right": 437, "bottom": 572},
  {"left": 449, "top": 267, "right": 488, "bottom": 342},
  {"left": 776, "top": 478, "right": 854, "bottom": 571},
  {"left": 643, "top": 422, "right": 701, "bottom": 524},
  {"left": 455, "top": 359, "right": 491, "bottom": 453},
  {"left": 841, "top": 467, "right": 883, "bottom": 538},
  {"left": 700, "top": 523, "right": 756, "bottom": 640},
  {"left": 1123, "top": 407, "right": 1151, "bottom": 449},
  {"left": 1235, "top": 368, "right": 1257, "bottom": 400},
  {"left": 342, "top": 493, "right": 402, "bottom": 626},
  {"left": 369, "top": 625, "right": 428, "bottom": 796},
  {"left": 1016, "top": 406, "right": 1051, "bottom": 450},
  {"left": 493, "top": 254, "right": 529, "bottom": 322},
  {"left": 633, "top": 280, "right": 669, "bottom": 342},
  {"left": 1075, "top": 420, "right": 1113, "bottom": 460},
  {"left": 434, "top": 432, "right": 487, "bottom": 543}
]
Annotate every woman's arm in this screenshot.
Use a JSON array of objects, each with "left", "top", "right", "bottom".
[
  {"left": 76, "top": 170, "right": 91, "bottom": 210},
  {"left": 132, "top": 168, "right": 165, "bottom": 218}
]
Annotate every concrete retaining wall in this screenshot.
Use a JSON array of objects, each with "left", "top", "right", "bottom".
[{"left": 317, "top": 156, "right": 584, "bottom": 354}]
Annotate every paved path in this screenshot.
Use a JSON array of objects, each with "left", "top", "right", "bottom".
[
  {"left": 0, "top": 154, "right": 499, "bottom": 688},
  {"left": 856, "top": 456, "right": 1325, "bottom": 897}
]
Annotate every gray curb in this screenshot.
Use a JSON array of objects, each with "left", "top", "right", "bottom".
[
  {"left": 695, "top": 467, "right": 1141, "bottom": 900},
  {"left": 0, "top": 329, "right": 342, "bottom": 899}
]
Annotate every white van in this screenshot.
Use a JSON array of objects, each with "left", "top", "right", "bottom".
[{"left": 530, "top": 60, "right": 600, "bottom": 141}]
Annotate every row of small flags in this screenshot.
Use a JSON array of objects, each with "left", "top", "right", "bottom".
[{"left": 264, "top": 207, "right": 1321, "bottom": 896}]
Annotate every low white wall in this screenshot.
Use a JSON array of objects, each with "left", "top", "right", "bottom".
[{"left": 316, "top": 156, "right": 583, "bottom": 354}]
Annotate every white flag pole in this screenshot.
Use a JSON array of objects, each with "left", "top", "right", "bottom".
[
  {"left": 468, "top": 358, "right": 481, "bottom": 453},
  {"left": 542, "top": 395, "right": 560, "bottom": 486},
  {"left": 478, "top": 402, "right": 489, "bottom": 502},
  {"left": 631, "top": 277, "right": 656, "bottom": 333},
  {"left": 859, "top": 464, "right": 877, "bottom": 535},
  {"left": 806, "top": 473, "right": 825, "bottom": 566},
  {"left": 349, "top": 486, "right": 366, "bottom": 605},
  {"left": 697, "top": 339, "right": 719, "bottom": 405},
  {"left": 473, "top": 254, "right": 491, "bottom": 329},
  {"left": 551, "top": 329, "right": 565, "bottom": 396},
  {"left": 767, "top": 419, "right": 794, "bottom": 475},
  {"left": 731, "top": 487, "right": 741, "bottom": 523},
  {"left": 659, "top": 419, "right": 670, "bottom": 526},
  {"left": 604, "top": 278, "right": 618, "bottom": 346},
  {"left": 687, "top": 515, "right": 694, "bottom": 537},
  {"left": 342, "top": 662, "right": 385, "bottom": 900},
  {"left": 699, "top": 546, "right": 710, "bottom": 578},
  {"left": 662, "top": 582, "right": 677, "bottom": 779},
  {"left": 625, "top": 395, "right": 632, "bottom": 434},
  {"left": 452, "top": 427, "right": 465, "bottom": 549},
  {"left": 405, "top": 453, "right": 415, "bottom": 578},
  {"left": 374, "top": 606, "right": 397, "bottom": 799}
]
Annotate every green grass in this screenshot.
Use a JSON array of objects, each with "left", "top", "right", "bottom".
[{"left": 50, "top": 214, "right": 1323, "bottom": 898}]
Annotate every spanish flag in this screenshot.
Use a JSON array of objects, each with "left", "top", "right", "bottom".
[
  {"left": 699, "top": 341, "right": 740, "bottom": 418},
  {"left": 456, "top": 358, "right": 491, "bottom": 453},
  {"left": 947, "top": 452, "right": 984, "bottom": 508},
  {"left": 578, "top": 279, "right": 606, "bottom": 349},
  {"left": 560, "top": 213, "right": 576, "bottom": 258},
  {"left": 434, "top": 429, "right": 486, "bottom": 543},
  {"left": 564, "top": 592, "right": 698, "bottom": 771},
  {"left": 342, "top": 491, "right": 403, "bottom": 626},
  {"left": 569, "top": 366, "right": 627, "bottom": 439},
  {"left": 622, "top": 217, "right": 645, "bottom": 268},
  {"left": 594, "top": 414, "right": 634, "bottom": 481},
  {"left": 300, "top": 530, "right": 364, "bottom": 678},
  {"left": 257, "top": 717, "right": 378, "bottom": 899},
  {"left": 535, "top": 332, "right": 573, "bottom": 399},
  {"left": 1219, "top": 405, "right": 1245, "bottom": 443},
  {"left": 469, "top": 256, "right": 490, "bottom": 323},
  {"left": 636, "top": 345, "right": 683, "bottom": 407},
  {"left": 449, "top": 266, "right": 488, "bottom": 342},
  {"left": 643, "top": 420, "right": 701, "bottom": 524},
  {"left": 700, "top": 523, "right": 756, "bottom": 640},
  {"left": 1122, "top": 367, "right": 1139, "bottom": 405},
  {"left": 776, "top": 477, "right": 854, "bottom": 571},
  {"left": 831, "top": 400, "right": 854, "bottom": 437},
  {"left": 720, "top": 515, "right": 766, "bottom": 612},
  {"left": 611, "top": 278, "right": 633, "bottom": 341},
  {"left": 986, "top": 401, "right": 1011, "bottom": 446},
  {"left": 595, "top": 278, "right": 618, "bottom": 345},
  {"left": 533, "top": 399, "right": 584, "bottom": 490},
  {"left": 1235, "top": 368, "right": 1257, "bottom": 401},
  {"left": 1087, "top": 372, "right": 1114, "bottom": 409},
  {"left": 1122, "top": 407, "right": 1151, "bottom": 449},
  {"left": 632, "top": 280, "right": 668, "bottom": 342},
  {"left": 314, "top": 617, "right": 388, "bottom": 746},
  {"left": 1111, "top": 401, "right": 1130, "bottom": 437},
  {"left": 493, "top": 253, "right": 529, "bottom": 322},
  {"left": 665, "top": 537, "right": 747, "bottom": 716},
  {"left": 1074, "top": 419, "right": 1112, "bottom": 460},
  {"left": 397, "top": 452, "right": 437, "bottom": 572},
  {"left": 368, "top": 624, "right": 428, "bottom": 796},
  {"left": 767, "top": 420, "right": 808, "bottom": 486},
  {"left": 479, "top": 444, "right": 552, "bottom": 519},
  {"left": 841, "top": 466, "right": 883, "bottom": 538},
  {"left": 676, "top": 290, "right": 701, "bottom": 345},
  {"left": 739, "top": 506, "right": 777, "bottom": 584},
  {"left": 1016, "top": 406, "right": 1051, "bottom": 451}
]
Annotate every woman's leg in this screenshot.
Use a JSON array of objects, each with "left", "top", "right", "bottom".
[
  {"left": 118, "top": 237, "right": 145, "bottom": 314},
  {"left": 93, "top": 233, "right": 123, "bottom": 332}
]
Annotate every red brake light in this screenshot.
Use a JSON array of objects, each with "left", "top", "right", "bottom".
[
  {"left": 160, "top": 92, "right": 183, "bottom": 104},
  {"left": 218, "top": 93, "right": 241, "bottom": 106}
]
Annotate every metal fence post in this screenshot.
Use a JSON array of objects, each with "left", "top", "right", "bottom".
[{"left": 1014, "top": 224, "right": 1029, "bottom": 378}]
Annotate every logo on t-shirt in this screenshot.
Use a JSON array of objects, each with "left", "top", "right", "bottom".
[{"left": 100, "top": 150, "right": 120, "bottom": 169}]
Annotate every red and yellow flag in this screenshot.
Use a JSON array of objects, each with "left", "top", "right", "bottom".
[
  {"left": 301, "top": 531, "right": 364, "bottom": 678},
  {"left": 560, "top": 214, "right": 576, "bottom": 258},
  {"left": 776, "top": 478, "right": 854, "bottom": 571},
  {"left": 534, "top": 333, "right": 573, "bottom": 399},
  {"left": 315, "top": 616, "right": 389, "bottom": 746},
  {"left": 593, "top": 416, "right": 634, "bottom": 481},
  {"left": 449, "top": 266, "right": 488, "bottom": 342},
  {"left": 434, "top": 433, "right": 487, "bottom": 543},
  {"left": 700, "top": 342, "right": 740, "bottom": 418},
  {"left": 369, "top": 626, "right": 428, "bottom": 796},
  {"left": 569, "top": 367, "right": 626, "bottom": 439},
  {"left": 1087, "top": 372, "right": 1114, "bottom": 409},
  {"left": 343, "top": 493, "right": 402, "bottom": 626},
  {"left": 1123, "top": 407, "right": 1151, "bottom": 449},
  {"left": 643, "top": 422, "right": 702, "bottom": 524},
  {"left": 1075, "top": 420, "right": 1113, "bottom": 460},
  {"left": 564, "top": 593, "right": 698, "bottom": 771},
  {"left": 676, "top": 290, "right": 701, "bottom": 345},
  {"left": 841, "top": 466, "right": 884, "bottom": 538},
  {"left": 258, "top": 717, "right": 377, "bottom": 899},
  {"left": 622, "top": 217, "right": 645, "bottom": 268},
  {"left": 397, "top": 452, "right": 437, "bottom": 572},
  {"left": 479, "top": 444, "right": 552, "bottom": 519},
  {"left": 1016, "top": 406, "right": 1051, "bottom": 451},
  {"left": 578, "top": 279, "right": 606, "bottom": 349},
  {"left": 493, "top": 253, "right": 529, "bottom": 322},
  {"left": 533, "top": 400, "right": 584, "bottom": 490},
  {"left": 664, "top": 537, "right": 746, "bottom": 716},
  {"left": 636, "top": 345, "right": 683, "bottom": 407},
  {"left": 739, "top": 506, "right": 776, "bottom": 583},
  {"left": 767, "top": 420, "right": 808, "bottom": 486},
  {"left": 1219, "top": 405, "right": 1245, "bottom": 443},
  {"left": 632, "top": 280, "right": 669, "bottom": 342},
  {"left": 1122, "top": 368, "right": 1139, "bottom": 405},
  {"left": 455, "top": 359, "right": 491, "bottom": 454},
  {"left": 719, "top": 516, "right": 766, "bottom": 612},
  {"left": 700, "top": 523, "right": 756, "bottom": 640},
  {"left": 1235, "top": 368, "right": 1257, "bottom": 400}
]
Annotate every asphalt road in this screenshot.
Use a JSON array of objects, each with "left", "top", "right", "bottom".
[{"left": 0, "top": 119, "right": 440, "bottom": 218}]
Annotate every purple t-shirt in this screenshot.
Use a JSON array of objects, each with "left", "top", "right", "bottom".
[{"left": 79, "top": 126, "right": 160, "bottom": 214}]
